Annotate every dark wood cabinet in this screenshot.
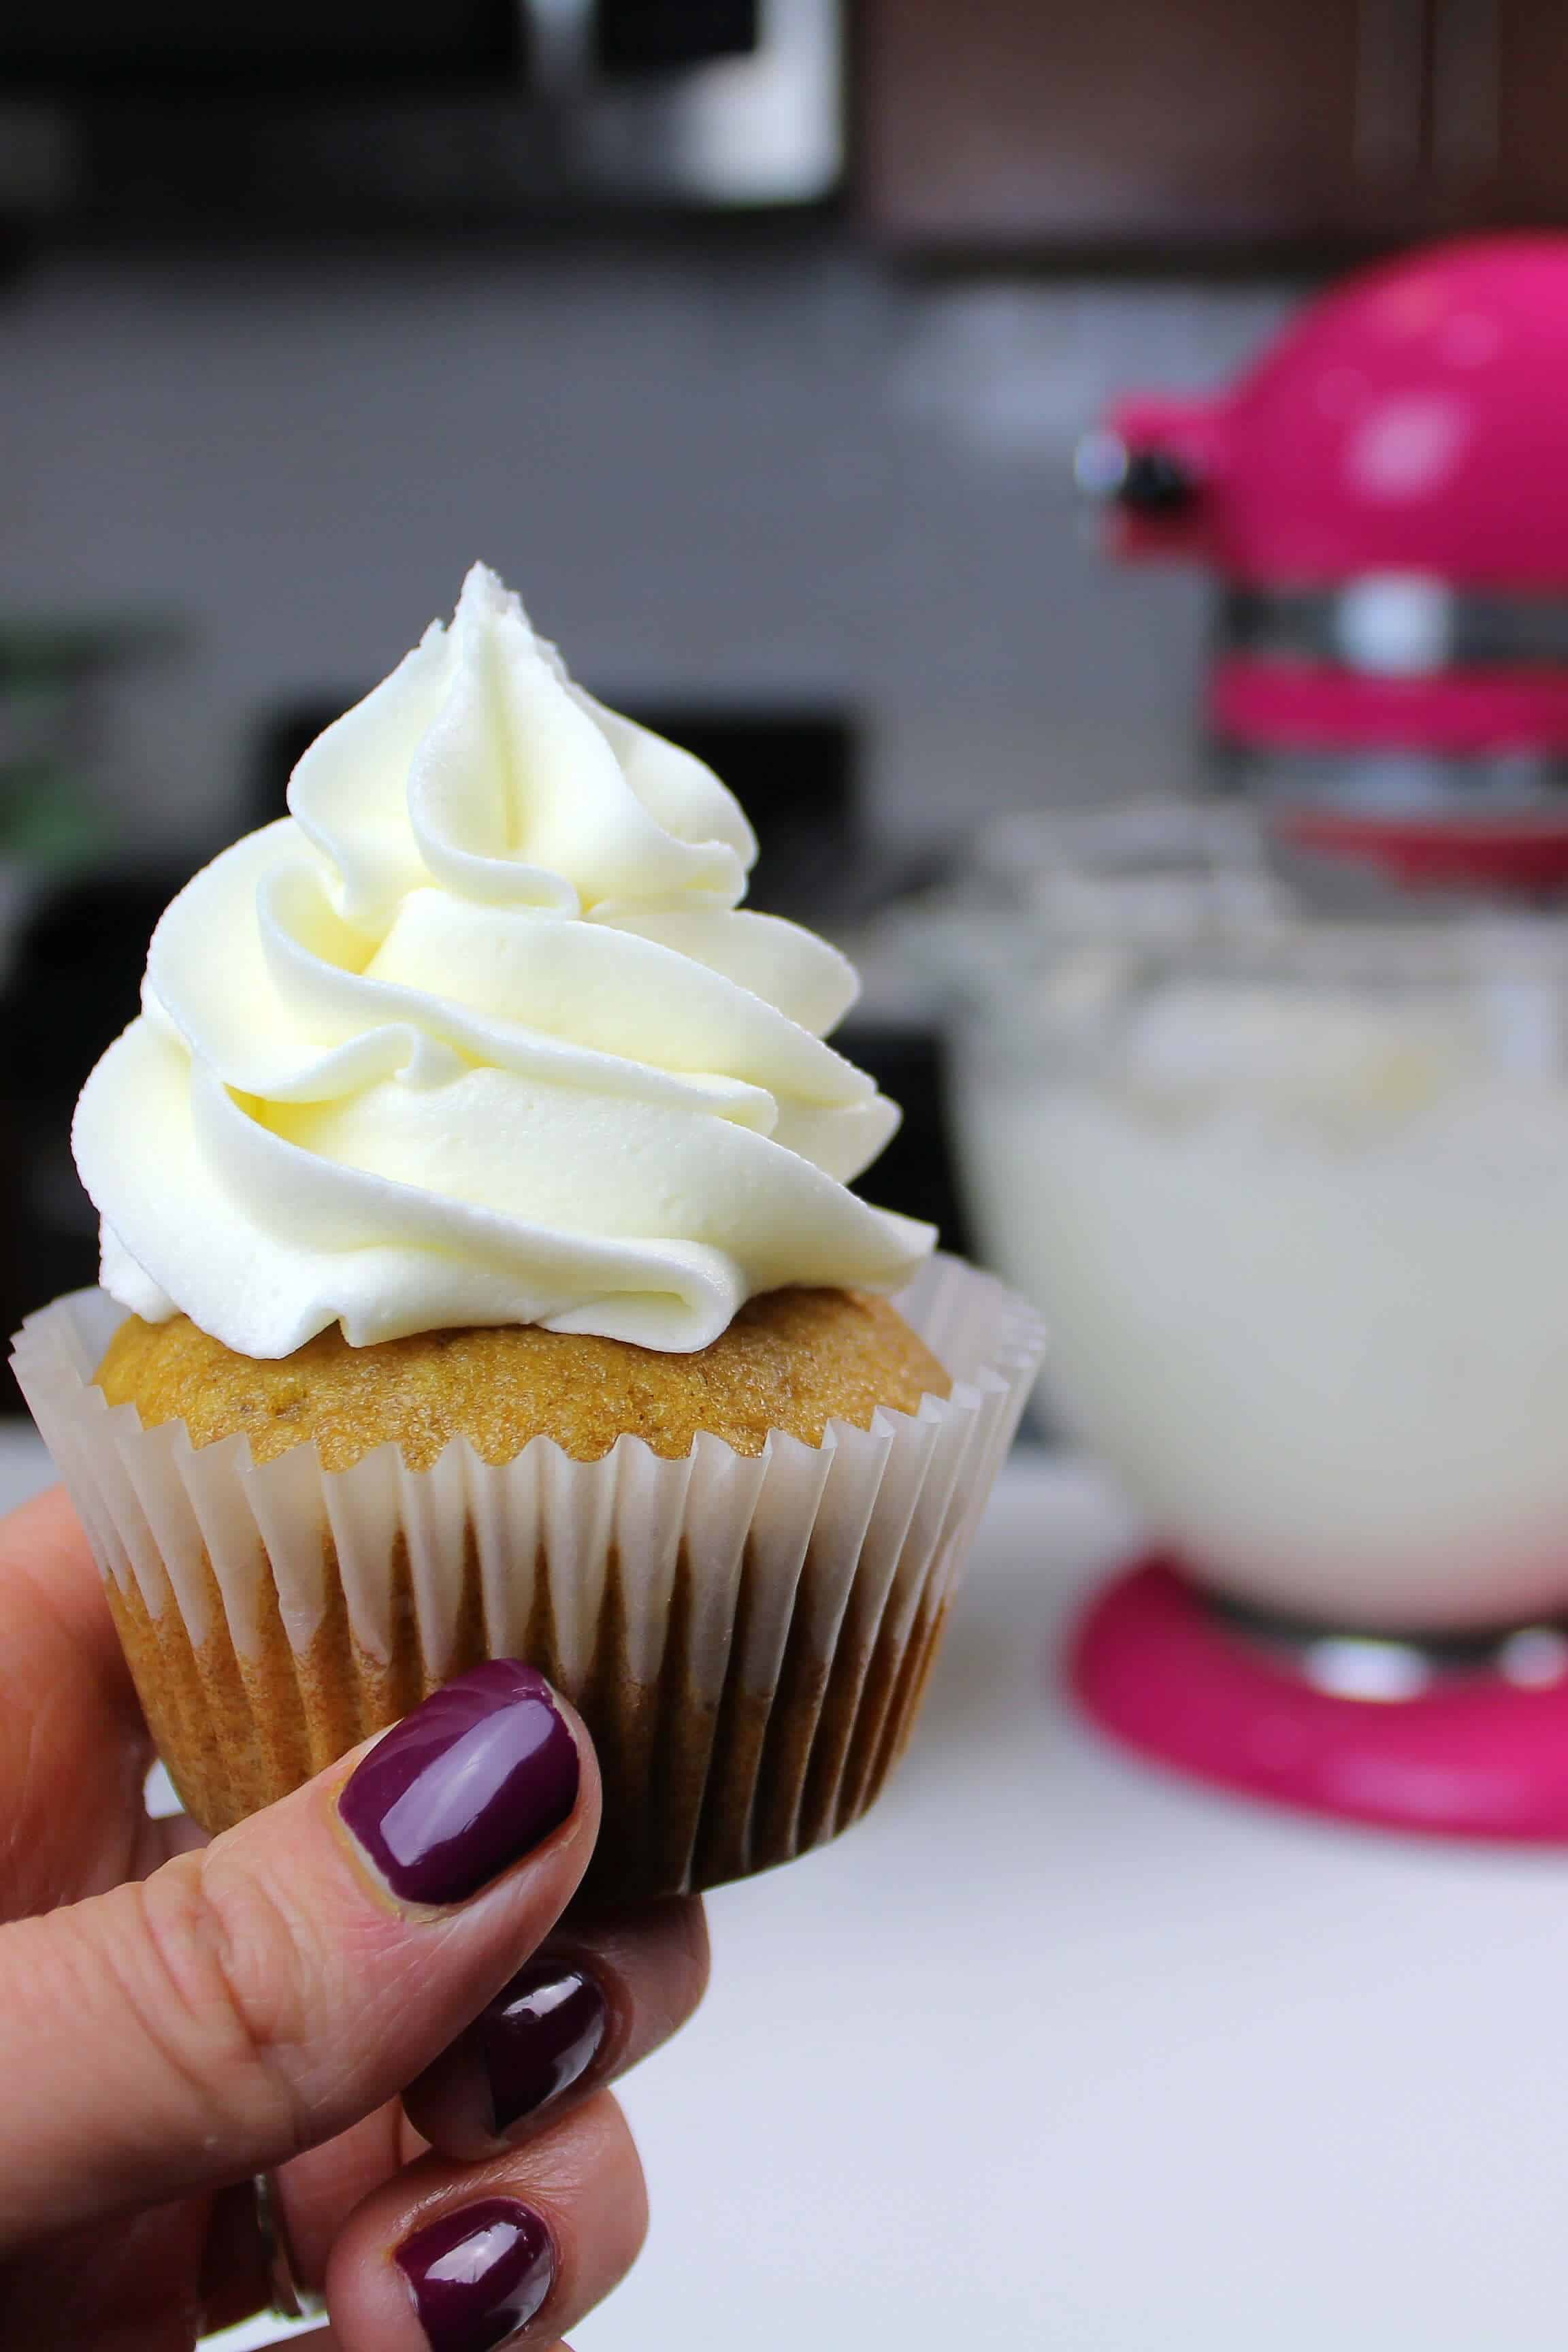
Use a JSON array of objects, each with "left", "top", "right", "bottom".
[
  {"left": 859, "top": 0, "right": 1568, "bottom": 256},
  {"left": 1426, "top": 0, "right": 1568, "bottom": 221}
]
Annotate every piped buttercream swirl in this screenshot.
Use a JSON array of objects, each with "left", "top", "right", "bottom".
[{"left": 74, "top": 565, "right": 933, "bottom": 1355}]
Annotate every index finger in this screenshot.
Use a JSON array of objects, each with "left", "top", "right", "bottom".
[
  {"left": 0, "top": 1484, "right": 137, "bottom": 1706},
  {"left": 0, "top": 1486, "right": 153, "bottom": 1911}
]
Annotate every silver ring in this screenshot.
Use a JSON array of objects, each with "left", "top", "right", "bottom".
[{"left": 252, "top": 2168, "right": 327, "bottom": 2323}]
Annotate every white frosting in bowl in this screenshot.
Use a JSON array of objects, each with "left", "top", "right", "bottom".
[
  {"left": 75, "top": 566, "right": 932, "bottom": 1356},
  {"left": 957, "top": 973, "right": 1568, "bottom": 1628}
]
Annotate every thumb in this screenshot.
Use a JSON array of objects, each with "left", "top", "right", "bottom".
[{"left": 0, "top": 1662, "right": 595, "bottom": 2247}]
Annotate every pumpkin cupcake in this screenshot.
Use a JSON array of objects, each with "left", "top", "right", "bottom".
[{"left": 15, "top": 566, "right": 1040, "bottom": 1901}]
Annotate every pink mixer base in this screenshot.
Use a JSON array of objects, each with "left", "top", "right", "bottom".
[{"left": 1069, "top": 1558, "right": 1568, "bottom": 1842}]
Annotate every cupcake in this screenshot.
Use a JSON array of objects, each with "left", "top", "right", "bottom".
[{"left": 15, "top": 566, "right": 1041, "bottom": 1903}]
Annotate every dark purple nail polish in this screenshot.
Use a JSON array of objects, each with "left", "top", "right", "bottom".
[
  {"left": 397, "top": 2196, "right": 555, "bottom": 2351},
  {"left": 478, "top": 1960, "right": 610, "bottom": 2135},
  {"left": 339, "top": 1661, "right": 579, "bottom": 1906}
]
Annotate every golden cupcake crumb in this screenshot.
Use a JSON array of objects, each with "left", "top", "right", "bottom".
[{"left": 96, "top": 1287, "right": 950, "bottom": 1471}]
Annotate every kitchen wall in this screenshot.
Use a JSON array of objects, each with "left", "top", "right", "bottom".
[{"left": 0, "top": 235, "right": 1293, "bottom": 856}]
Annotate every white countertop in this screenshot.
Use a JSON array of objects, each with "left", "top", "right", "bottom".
[
  {"left": 2, "top": 1431, "right": 1562, "bottom": 2351},
  {"left": 599, "top": 1453, "right": 1568, "bottom": 2352}
]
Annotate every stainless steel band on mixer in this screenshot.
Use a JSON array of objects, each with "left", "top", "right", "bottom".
[{"left": 1222, "top": 581, "right": 1568, "bottom": 675}]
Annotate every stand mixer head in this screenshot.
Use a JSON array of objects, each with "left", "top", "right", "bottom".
[{"left": 1084, "top": 234, "right": 1568, "bottom": 898}]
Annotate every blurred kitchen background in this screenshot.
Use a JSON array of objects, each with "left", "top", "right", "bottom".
[{"left": 6, "top": 0, "right": 1554, "bottom": 1364}]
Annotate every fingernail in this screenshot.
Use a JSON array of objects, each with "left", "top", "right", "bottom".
[
  {"left": 339, "top": 1661, "right": 580, "bottom": 1906},
  {"left": 478, "top": 1960, "right": 610, "bottom": 2136},
  {"left": 397, "top": 2196, "right": 555, "bottom": 2351}
]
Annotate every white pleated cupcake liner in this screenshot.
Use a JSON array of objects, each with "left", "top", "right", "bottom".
[{"left": 12, "top": 1256, "right": 1043, "bottom": 1893}]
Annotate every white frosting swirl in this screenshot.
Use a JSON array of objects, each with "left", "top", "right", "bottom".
[{"left": 74, "top": 566, "right": 933, "bottom": 1356}]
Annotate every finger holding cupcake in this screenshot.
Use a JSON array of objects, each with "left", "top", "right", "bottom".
[{"left": 7, "top": 564, "right": 1042, "bottom": 2347}]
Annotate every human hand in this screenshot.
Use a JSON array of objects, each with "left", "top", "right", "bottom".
[{"left": 0, "top": 1486, "right": 708, "bottom": 2349}]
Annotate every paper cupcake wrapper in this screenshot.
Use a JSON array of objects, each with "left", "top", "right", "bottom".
[{"left": 12, "top": 1258, "right": 1043, "bottom": 1901}]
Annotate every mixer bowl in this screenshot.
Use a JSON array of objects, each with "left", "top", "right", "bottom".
[{"left": 910, "top": 805, "right": 1568, "bottom": 1633}]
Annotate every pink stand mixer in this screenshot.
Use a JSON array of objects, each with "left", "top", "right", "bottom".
[{"left": 1051, "top": 237, "right": 1568, "bottom": 1839}]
